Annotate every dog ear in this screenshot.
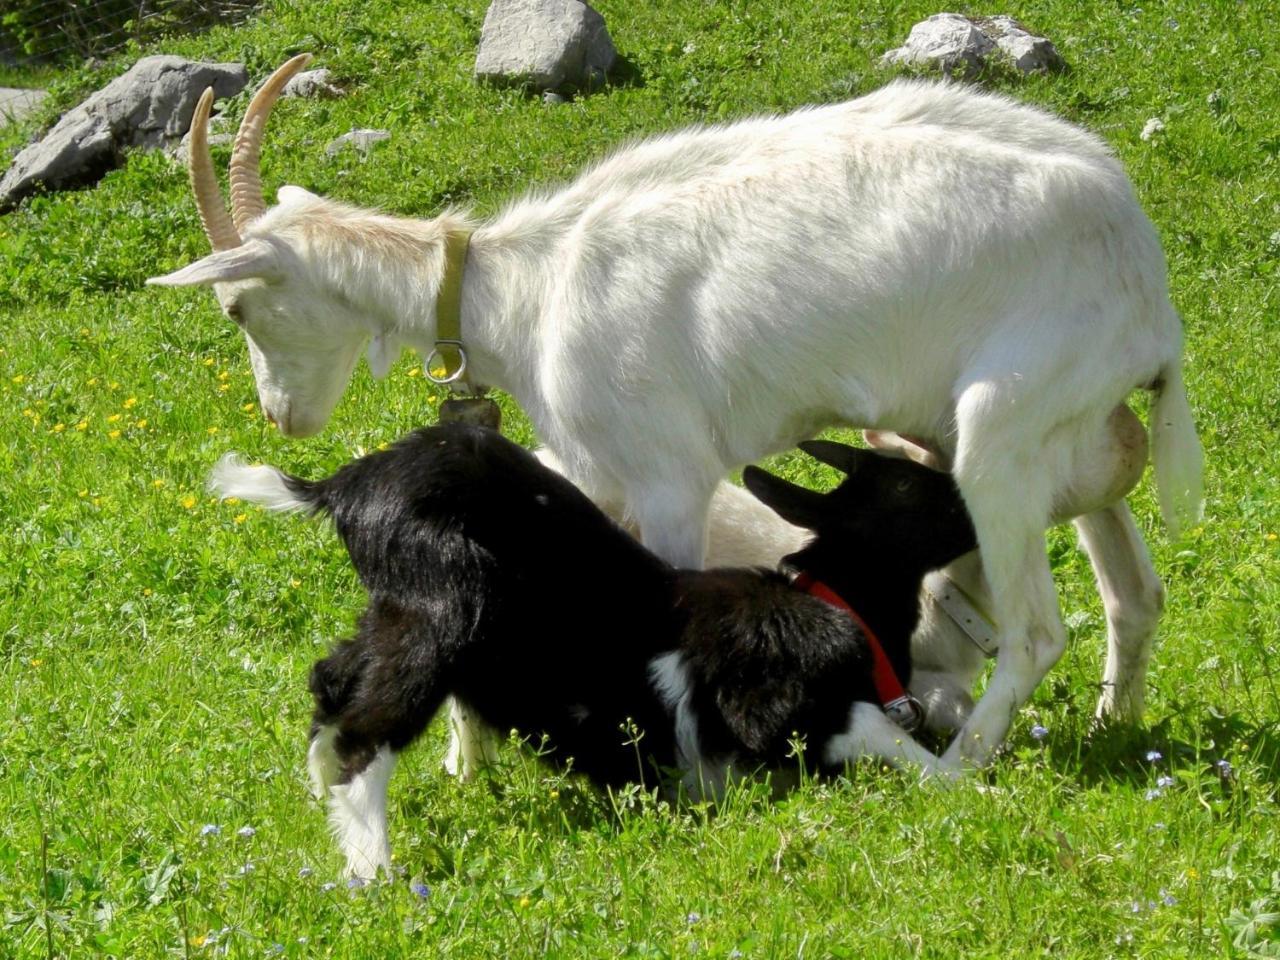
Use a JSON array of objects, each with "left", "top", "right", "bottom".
[
  {"left": 742, "top": 466, "right": 826, "bottom": 530},
  {"left": 798, "top": 439, "right": 877, "bottom": 475}
]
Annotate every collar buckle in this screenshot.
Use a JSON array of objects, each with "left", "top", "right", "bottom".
[{"left": 882, "top": 694, "right": 925, "bottom": 733}]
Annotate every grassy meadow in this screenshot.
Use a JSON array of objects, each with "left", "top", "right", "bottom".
[{"left": 1, "top": 0, "right": 1278, "bottom": 956}]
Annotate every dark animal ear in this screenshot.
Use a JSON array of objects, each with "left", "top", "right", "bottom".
[
  {"left": 797, "top": 439, "right": 873, "bottom": 475},
  {"left": 742, "top": 466, "right": 827, "bottom": 530}
]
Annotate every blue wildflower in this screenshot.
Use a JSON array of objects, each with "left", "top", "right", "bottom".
[
  {"left": 411, "top": 881, "right": 431, "bottom": 899},
  {"left": 298, "top": 866, "right": 314, "bottom": 879},
  {"left": 1030, "top": 724, "right": 1049, "bottom": 740},
  {"left": 237, "top": 825, "right": 256, "bottom": 838},
  {"left": 1156, "top": 775, "right": 1175, "bottom": 788},
  {"left": 347, "top": 877, "right": 368, "bottom": 890},
  {"left": 1145, "top": 750, "right": 1163, "bottom": 762},
  {"left": 1144, "top": 788, "right": 1163, "bottom": 801},
  {"left": 686, "top": 911, "right": 701, "bottom": 925},
  {"left": 320, "top": 882, "right": 337, "bottom": 892},
  {"left": 199, "top": 824, "right": 221, "bottom": 837}
]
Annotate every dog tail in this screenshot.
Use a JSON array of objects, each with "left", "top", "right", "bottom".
[{"left": 208, "top": 453, "right": 320, "bottom": 514}]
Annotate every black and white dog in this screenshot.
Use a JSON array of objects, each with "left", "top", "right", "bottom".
[{"left": 212, "top": 423, "right": 976, "bottom": 877}]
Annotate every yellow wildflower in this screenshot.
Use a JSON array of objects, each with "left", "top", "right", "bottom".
[
  {"left": 107, "top": 413, "right": 122, "bottom": 423},
  {"left": 53, "top": 423, "right": 66, "bottom": 433},
  {"left": 142, "top": 588, "right": 152, "bottom": 597},
  {"left": 79, "top": 327, "right": 91, "bottom": 337},
  {"left": 1187, "top": 868, "right": 1199, "bottom": 880},
  {"left": 224, "top": 497, "right": 240, "bottom": 506},
  {"left": 135, "top": 419, "right": 148, "bottom": 429},
  {"left": 242, "top": 402, "right": 255, "bottom": 413},
  {"left": 233, "top": 513, "right": 248, "bottom": 524},
  {"left": 107, "top": 430, "right": 121, "bottom": 440},
  {"left": 181, "top": 495, "right": 197, "bottom": 510},
  {"left": 75, "top": 420, "right": 88, "bottom": 431},
  {"left": 108, "top": 381, "right": 119, "bottom": 389},
  {"left": 1267, "top": 533, "right": 1278, "bottom": 542},
  {"left": 406, "top": 366, "right": 421, "bottom": 378},
  {"left": 87, "top": 378, "right": 99, "bottom": 387},
  {"left": 31, "top": 658, "right": 43, "bottom": 667},
  {"left": 11, "top": 374, "right": 25, "bottom": 384},
  {"left": 23, "top": 408, "right": 34, "bottom": 418},
  {"left": 207, "top": 426, "right": 219, "bottom": 435},
  {"left": 153, "top": 479, "right": 165, "bottom": 488},
  {"left": 203, "top": 358, "right": 215, "bottom": 367},
  {"left": 123, "top": 397, "right": 137, "bottom": 409},
  {"left": 290, "top": 578, "right": 302, "bottom": 588},
  {"left": 78, "top": 490, "right": 88, "bottom": 498},
  {"left": 518, "top": 896, "right": 531, "bottom": 909},
  {"left": 218, "top": 370, "right": 230, "bottom": 381}
]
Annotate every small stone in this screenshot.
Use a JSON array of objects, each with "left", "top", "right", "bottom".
[
  {"left": 881, "top": 13, "right": 1064, "bottom": 77},
  {"left": 283, "top": 68, "right": 346, "bottom": 99},
  {"left": 325, "top": 128, "right": 391, "bottom": 158}
]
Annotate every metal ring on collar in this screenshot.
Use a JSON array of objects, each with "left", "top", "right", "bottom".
[
  {"left": 883, "top": 694, "right": 924, "bottom": 733},
  {"left": 425, "top": 342, "right": 468, "bottom": 385}
]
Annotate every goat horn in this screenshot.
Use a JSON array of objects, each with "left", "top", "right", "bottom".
[
  {"left": 188, "top": 87, "right": 241, "bottom": 251},
  {"left": 229, "top": 52, "right": 313, "bottom": 233},
  {"left": 798, "top": 439, "right": 871, "bottom": 475}
]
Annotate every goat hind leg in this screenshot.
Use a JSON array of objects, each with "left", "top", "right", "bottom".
[
  {"left": 1075, "top": 502, "right": 1164, "bottom": 723},
  {"left": 939, "top": 387, "right": 1069, "bottom": 769}
]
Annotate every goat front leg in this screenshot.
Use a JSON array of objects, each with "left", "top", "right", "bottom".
[
  {"left": 627, "top": 479, "right": 715, "bottom": 569},
  {"left": 1074, "top": 502, "right": 1165, "bottom": 723}
]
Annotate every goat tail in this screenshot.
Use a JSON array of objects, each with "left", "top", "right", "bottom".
[
  {"left": 1148, "top": 361, "right": 1204, "bottom": 538},
  {"left": 207, "top": 453, "right": 320, "bottom": 514}
]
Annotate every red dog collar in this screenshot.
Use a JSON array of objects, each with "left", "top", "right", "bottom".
[{"left": 791, "top": 572, "right": 923, "bottom": 733}]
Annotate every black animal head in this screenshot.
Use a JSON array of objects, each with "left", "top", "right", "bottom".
[{"left": 742, "top": 440, "right": 978, "bottom": 575}]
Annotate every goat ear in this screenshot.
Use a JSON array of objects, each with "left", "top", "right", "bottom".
[
  {"left": 742, "top": 466, "right": 826, "bottom": 530},
  {"left": 366, "top": 334, "right": 396, "bottom": 380},
  {"left": 146, "top": 239, "right": 280, "bottom": 287},
  {"left": 862, "top": 430, "right": 948, "bottom": 470},
  {"left": 278, "top": 184, "right": 319, "bottom": 207}
]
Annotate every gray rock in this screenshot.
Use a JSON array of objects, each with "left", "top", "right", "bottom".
[
  {"left": 882, "top": 13, "right": 1063, "bottom": 76},
  {"left": 283, "top": 68, "right": 346, "bottom": 99},
  {"left": 542, "top": 90, "right": 568, "bottom": 104},
  {"left": 475, "top": 0, "right": 616, "bottom": 93},
  {"left": 976, "top": 16, "right": 1065, "bottom": 73},
  {"left": 0, "top": 56, "right": 245, "bottom": 211},
  {"left": 881, "top": 13, "right": 994, "bottom": 76},
  {"left": 325, "top": 128, "right": 390, "bottom": 158}
]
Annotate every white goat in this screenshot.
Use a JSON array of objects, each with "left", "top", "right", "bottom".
[{"left": 150, "top": 55, "right": 1202, "bottom": 769}]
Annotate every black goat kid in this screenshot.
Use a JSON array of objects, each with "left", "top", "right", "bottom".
[{"left": 211, "top": 423, "right": 977, "bottom": 877}]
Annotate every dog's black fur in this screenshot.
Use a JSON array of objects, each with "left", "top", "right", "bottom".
[{"left": 289, "top": 423, "right": 976, "bottom": 791}]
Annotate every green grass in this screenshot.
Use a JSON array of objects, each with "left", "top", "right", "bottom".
[{"left": 2, "top": 0, "right": 1279, "bottom": 956}]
